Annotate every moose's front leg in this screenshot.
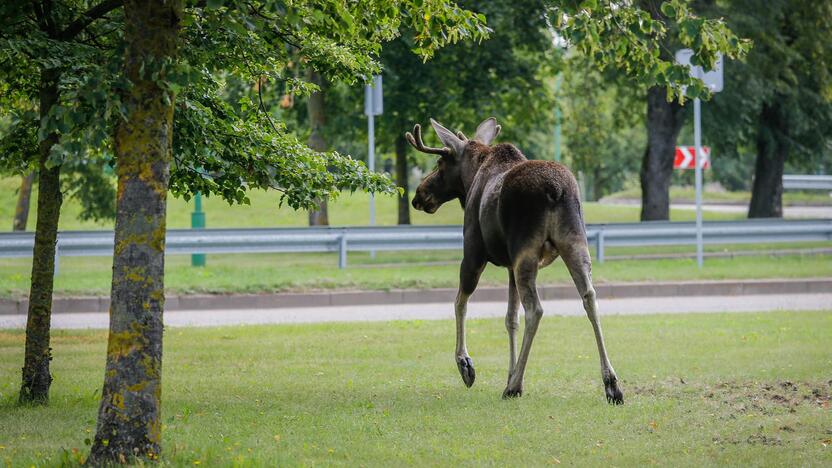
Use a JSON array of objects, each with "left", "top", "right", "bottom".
[
  {"left": 505, "top": 269, "right": 520, "bottom": 383},
  {"left": 455, "top": 257, "right": 485, "bottom": 388}
]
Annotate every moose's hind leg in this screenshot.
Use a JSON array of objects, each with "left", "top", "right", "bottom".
[
  {"left": 560, "top": 243, "right": 624, "bottom": 405},
  {"left": 502, "top": 255, "right": 544, "bottom": 399}
]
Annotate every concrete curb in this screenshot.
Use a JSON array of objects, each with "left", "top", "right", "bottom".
[{"left": 1, "top": 278, "right": 830, "bottom": 315}]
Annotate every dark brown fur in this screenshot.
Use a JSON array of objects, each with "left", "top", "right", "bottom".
[{"left": 408, "top": 118, "right": 623, "bottom": 403}]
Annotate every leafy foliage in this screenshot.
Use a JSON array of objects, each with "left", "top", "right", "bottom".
[
  {"left": 560, "top": 55, "right": 644, "bottom": 200},
  {"left": 0, "top": 0, "right": 491, "bottom": 213},
  {"left": 379, "top": 0, "right": 559, "bottom": 161},
  {"left": 0, "top": 0, "right": 755, "bottom": 214},
  {"left": 703, "top": 0, "right": 832, "bottom": 175},
  {"left": 550, "top": 0, "right": 751, "bottom": 102}
]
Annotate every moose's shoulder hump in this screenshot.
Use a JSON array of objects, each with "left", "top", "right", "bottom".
[{"left": 490, "top": 143, "right": 526, "bottom": 162}]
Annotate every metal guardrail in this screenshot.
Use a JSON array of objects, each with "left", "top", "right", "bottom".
[
  {"left": 783, "top": 175, "right": 832, "bottom": 191},
  {"left": 0, "top": 219, "right": 830, "bottom": 269}
]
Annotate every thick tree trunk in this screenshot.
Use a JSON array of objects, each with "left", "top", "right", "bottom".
[
  {"left": 19, "top": 70, "right": 62, "bottom": 405},
  {"left": 306, "top": 70, "right": 329, "bottom": 226},
  {"left": 88, "top": 0, "right": 181, "bottom": 463},
  {"left": 13, "top": 173, "right": 35, "bottom": 231},
  {"left": 395, "top": 134, "right": 410, "bottom": 225},
  {"left": 640, "top": 86, "right": 686, "bottom": 220},
  {"left": 748, "top": 103, "right": 787, "bottom": 218},
  {"left": 308, "top": 199, "right": 329, "bottom": 226}
]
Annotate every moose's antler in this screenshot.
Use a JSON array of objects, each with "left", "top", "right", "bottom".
[{"left": 405, "top": 124, "right": 451, "bottom": 157}]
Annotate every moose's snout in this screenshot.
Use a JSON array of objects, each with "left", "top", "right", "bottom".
[{"left": 412, "top": 192, "right": 438, "bottom": 213}]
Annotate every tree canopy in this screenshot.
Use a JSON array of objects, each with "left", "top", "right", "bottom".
[{"left": 0, "top": 0, "right": 493, "bottom": 210}]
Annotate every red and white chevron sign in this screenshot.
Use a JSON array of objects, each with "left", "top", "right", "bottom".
[{"left": 674, "top": 146, "right": 711, "bottom": 169}]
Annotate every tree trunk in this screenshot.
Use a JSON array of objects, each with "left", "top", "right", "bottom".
[
  {"left": 13, "top": 172, "right": 35, "bottom": 231},
  {"left": 306, "top": 70, "right": 329, "bottom": 226},
  {"left": 748, "top": 102, "right": 787, "bottom": 218},
  {"left": 640, "top": 86, "right": 686, "bottom": 220},
  {"left": 308, "top": 199, "right": 329, "bottom": 226},
  {"left": 88, "top": 0, "right": 181, "bottom": 463},
  {"left": 19, "top": 69, "right": 62, "bottom": 405},
  {"left": 395, "top": 134, "right": 410, "bottom": 224},
  {"left": 592, "top": 166, "right": 604, "bottom": 202}
]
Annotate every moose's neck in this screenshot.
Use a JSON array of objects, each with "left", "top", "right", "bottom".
[
  {"left": 458, "top": 156, "right": 484, "bottom": 207},
  {"left": 458, "top": 142, "right": 489, "bottom": 201}
]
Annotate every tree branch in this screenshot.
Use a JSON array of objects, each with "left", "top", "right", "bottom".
[{"left": 59, "top": 0, "right": 124, "bottom": 40}]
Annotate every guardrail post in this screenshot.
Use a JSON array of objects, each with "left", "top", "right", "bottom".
[
  {"left": 596, "top": 229, "right": 605, "bottom": 264},
  {"left": 338, "top": 234, "right": 347, "bottom": 269}
]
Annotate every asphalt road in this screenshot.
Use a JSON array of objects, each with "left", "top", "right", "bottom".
[{"left": 1, "top": 293, "right": 829, "bottom": 330}]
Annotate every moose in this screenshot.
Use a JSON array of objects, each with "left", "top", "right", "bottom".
[{"left": 406, "top": 117, "right": 623, "bottom": 403}]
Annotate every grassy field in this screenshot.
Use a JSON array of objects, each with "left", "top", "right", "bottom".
[
  {"left": 1, "top": 311, "right": 830, "bottom": 465},
  {"left": 0, "top": 250, "right": 831, "bottom": 297},
  {"left": 604, "top": 185, "right": 832, "bottom": 205},
  {"left": 0, "top": 176, "right": 744, "bottom": 231}
]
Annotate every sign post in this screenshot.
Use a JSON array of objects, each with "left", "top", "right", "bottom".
[
  {"left": 364, "top": 75, "right": 383, "bottom": 257},
  {"left": 364, "top": 75, "right": 383, "bottom": 225},
  {"left": 693, "top": 98, "right": 704, "bottom": 268},
  {"left": 675, "top": 50, "right": 723, "bottom": 268}
]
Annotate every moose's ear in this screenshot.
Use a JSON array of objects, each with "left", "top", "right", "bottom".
[
  {"left": 473, "top": 117, "right": 500, "bottom": 145},
  {"left": 430, "top": 118, "right": 466, "bottom": 157}
]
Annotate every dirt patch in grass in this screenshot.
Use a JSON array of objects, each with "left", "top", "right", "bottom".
[
  {"left": 704, "top": 379, "right": 832, "bottom": 413},
  {"left": 629, "top": 378, "right": 831, "bottom": 409},
  {"left": 629, "top": 378, "right": 832, "bottom": 448}
]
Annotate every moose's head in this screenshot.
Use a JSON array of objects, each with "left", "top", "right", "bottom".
[{"left": 406, "top": 118, "right": 501, "bottom": 213}]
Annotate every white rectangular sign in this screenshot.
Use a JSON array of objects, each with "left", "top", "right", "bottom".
[
  {"left": 675, "top": 49, "right": 723, "bottom": 93},
  {"left": 364, "top": 75, "right": 383, "bottom": 116}
]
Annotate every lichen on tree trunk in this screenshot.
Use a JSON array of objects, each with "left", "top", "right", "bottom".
[
  {"left": 306, "top": 70, "right": 329, "bottom": 226},
  {"left": 13, "top": 172, "right": 35, "bottom": 231},
  {"left": 395, "top": 133, "right": 410, "bottom": 225},
  {"left": 640, "top": 86, "right": 686, "bottom": 221},
  {"left": 748, "top": 102, "right": 787, "bottom": 219},
  {"left": 19, "top": 69, "right": 62, "bottom": 405},
  {"left": 88, "top": 0, "right": 181, "bottom": 463}
]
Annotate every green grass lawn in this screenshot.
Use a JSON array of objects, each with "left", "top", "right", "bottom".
[
  {"left": 0, "top": 251, "right": 831, "bottom": 297},
  {"left": 604, "top": 185, "right": 832, "bottom": 205},
  {"left": 1, "top": 311, "right": 830, "bottom": 465},
  {"left": 1, "top": 176, "right": 743, "bottom": 232}
]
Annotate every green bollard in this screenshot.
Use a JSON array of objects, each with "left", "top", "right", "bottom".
[{"left": 191, "top": 191, "right": 206, "bottom": 267}]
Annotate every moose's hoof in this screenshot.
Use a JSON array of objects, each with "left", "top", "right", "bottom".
[
  {"left": 502, "top": 386, "right": 523, "bottom": 399},
  {"left": 456, "top": 356, "right": 476, "bottom": 388},
  {"left": 604, "top": 377, "right": 624, "bottom": 405}
]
